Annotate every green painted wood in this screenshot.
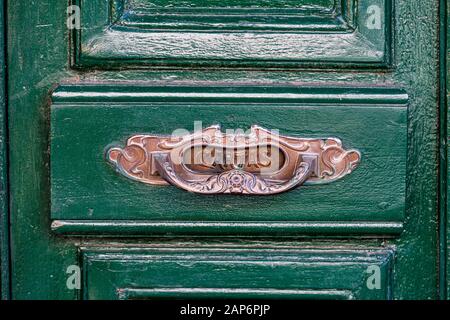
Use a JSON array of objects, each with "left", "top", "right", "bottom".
[
  {"left": 50, "top": 85, "right": 407, "bottom": 236},
  {"left": 8, "top": 0, "right": 81, "bottom": 300},
  {"left": 445, "top": 0, "right": 450, "bottom": 300},
  {"left": 113, "top": 0, "right": 346, "bottom": 31},
  {"left": 0, "top": 0, "right": 8, "bottom": 300},
  {"left": 73, "top": 0, "right": 391, "bottom": 68},
  {"left": 119, "top": 288, "right": 354, "bottom": 300},
  {"left": 81, "top": 246, "right": 394, "bottom": 300},
  {"left": 51, "top": 221, "right": 404, "bottom": 237},
  {"left": 7, "top": 0, "right": 441, "bottom": 300},
  {"left": 440, "top": 0, "right": 448, "bottom": 300}
]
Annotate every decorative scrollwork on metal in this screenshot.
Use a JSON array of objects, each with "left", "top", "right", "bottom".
[{"left": 107, "top": 125, "right": 361, "bottom": 195}]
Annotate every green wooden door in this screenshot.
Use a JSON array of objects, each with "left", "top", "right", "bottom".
[{"left": 5, "top": 0, "right": 444, "bottom": 299}]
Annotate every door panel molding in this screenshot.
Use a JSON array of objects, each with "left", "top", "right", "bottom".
[
  {"left": 81, "top": 246, "right": 395, "bottom": 300},
  {"left": 118, "top": 288, "right": 354, "bottom": 300},
  {"left": 52, "top": 220, "right": 404, "bottom": 237},
  {"left": 71, "top": 0, "right": 392, "bottom": 69}
]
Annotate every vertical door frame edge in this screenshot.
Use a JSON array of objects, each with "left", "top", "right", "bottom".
[
  {"left": 0, "top": 0, "right": 9, "bottom": 300},
  {"left": 439, "top": 0, "right": 448, "bottom": 300}
]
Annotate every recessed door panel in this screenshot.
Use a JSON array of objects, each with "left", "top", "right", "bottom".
[
  {"left": 50, "top": 85, "right": 407, "bottom": 236},
  {"left": 72, "top": 0, "right": 392, "bottom": 68},
  {"left": 81, "top": 246, "right": 395, "bottom": 300}
]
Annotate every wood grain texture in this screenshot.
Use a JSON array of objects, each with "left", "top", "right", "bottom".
[
  {"left": 50, "top": 85, "right": 407, "bottom": 236},
  {"left": 73, "top": 0, "right": 390, "bottom": 68},
  {"left": 81, "top": 245, "right": 395, "bottom": 300}
]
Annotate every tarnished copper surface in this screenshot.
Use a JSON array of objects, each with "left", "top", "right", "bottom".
[{"left": 107, "top": 125, "right": 361, "bottom": 195}]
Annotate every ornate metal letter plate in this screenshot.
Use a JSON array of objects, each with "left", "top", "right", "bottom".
[{"left": 107, "top": 125, "right": 361, "bottom": 195}]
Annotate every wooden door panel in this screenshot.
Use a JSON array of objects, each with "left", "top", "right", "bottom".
[
  {"left": 6, "top": 0, "right": 440, "bottom": 299},
  {"left": 50, "top": 85, "right": 407, "bottom": 236},
  {"left": 81, "top": 246, "right": 394, "bottom": 300},
  {"left": 73, "top": 0, "right": 392, "bottom": 68}
]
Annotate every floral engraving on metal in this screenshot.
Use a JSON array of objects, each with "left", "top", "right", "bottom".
[{"left": 107, "top": 125, "right": 361, "bottom": 195}]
